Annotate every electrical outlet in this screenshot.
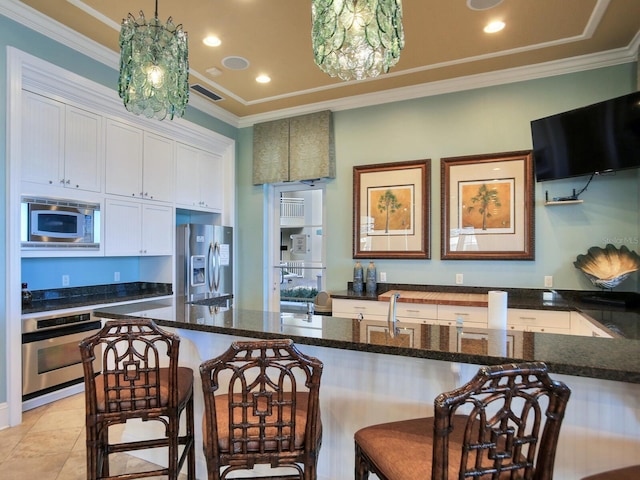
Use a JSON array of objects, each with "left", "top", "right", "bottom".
[
  {"left": 544, "top": 275, "right": 553, "bottom": 288},
  {"left": 114, "top": 271, "right": 121, "bottom": 281},
  {"left": 379, "top": 272, "right": 387, "bottom": 282},
  {"left": 62, "top": 275, "right": 70, "bottom": 287},
  {"left": 455, "top": 273, "right": 463, "bottom": 285}
]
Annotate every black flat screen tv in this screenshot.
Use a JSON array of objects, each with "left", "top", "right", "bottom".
[{"left": 531, "top": 91, "right": 640, "bottom": 182}]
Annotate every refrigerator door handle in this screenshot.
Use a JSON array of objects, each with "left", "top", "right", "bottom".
[
  {"left": 213, "top": 241, "right": 221, "bottom": 292},
  {"left": 207, "top": 241, "right": 215, "bottom": 293}
]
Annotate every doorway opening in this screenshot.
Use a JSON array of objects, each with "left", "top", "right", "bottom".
[{"left": 268, "top": 184, "right": 326, "bottom": 314}]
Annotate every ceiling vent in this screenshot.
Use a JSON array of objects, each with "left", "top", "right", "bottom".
[{"left": 190, "top": 84, "right": 224, "bottom": 102}]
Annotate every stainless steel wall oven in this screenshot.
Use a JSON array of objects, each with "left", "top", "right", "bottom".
[{"left": 22, "top": 310, "right": 102, "bottom": 399}]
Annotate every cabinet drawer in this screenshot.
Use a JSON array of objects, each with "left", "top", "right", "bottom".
[
  {"left": 332, "top": 299, "right": 388, "bottom": 318},
  {"left": 395, "top": 303, "right": 438, "bottom": 324},
  {"left": 437, "top": 305, "right": 487, "bottom": 326},
  {"left": 507, "top": 309, "right": 571, "bottom": 330}
]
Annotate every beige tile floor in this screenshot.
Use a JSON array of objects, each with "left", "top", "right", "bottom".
[{"left": 0, "top": 393, "right": 187, "bottom": 480}]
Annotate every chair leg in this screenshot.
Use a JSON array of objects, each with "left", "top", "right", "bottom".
[
  {"left": 86, "top": 423, "right": 98, "bottom": 480},
  {"left": 186, "top": 395, "right": 196, "bottom": 479},
  {"left": 354, "top": 442, "right": 370, "bottom": 480}
]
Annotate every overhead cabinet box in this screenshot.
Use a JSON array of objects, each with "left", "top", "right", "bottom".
[{"left": 253, "top": 110, "right": 336, "bottom": 184}]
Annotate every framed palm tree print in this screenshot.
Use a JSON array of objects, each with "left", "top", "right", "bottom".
[
  {"left": 353, "top": 159, "right": 431, "bottom": 259},
  {"left": 441, "top": 150, "right": 534, "bottom": 260}
]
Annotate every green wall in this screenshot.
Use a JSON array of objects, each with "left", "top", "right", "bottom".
[{"left": 235, "top": 64, "right": 639, "bottom": 311}]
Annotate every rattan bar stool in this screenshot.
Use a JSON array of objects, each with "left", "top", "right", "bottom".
[
  {"left": 79, "top": 318, "right": 195, "bottom": 480},
  {"left": 199, "top": 339, "right": 323, "bottom": 480},
  {"left": 354, "top": 362, "right": 571, "bottom": 480}
]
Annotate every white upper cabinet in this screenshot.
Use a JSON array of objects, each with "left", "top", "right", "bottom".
[
  {"left": 143, "top": 132, "right": 175, "bottom": 202},
  {"left": 175, "top": 142, "right": 223, "bottom": 211},
  {"left": 105, "top": 120, "right": 175, "bottom": 202},
  {"left": 22, "top": 90, "right": 102, "bottom": 192},
  {"left": 105, "top": 119, "right": 142, "bottom": 198},
  {"left": 104, "top": 198, "right": 173, "bottom": 256}
]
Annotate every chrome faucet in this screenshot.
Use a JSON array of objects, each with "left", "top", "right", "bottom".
[{"left": 387, "top": 292, "right": 400, "bottom": 338}]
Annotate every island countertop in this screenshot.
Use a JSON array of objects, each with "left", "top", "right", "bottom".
[{"left": 93, "top": 297, "right": 640, "bottom": 384}]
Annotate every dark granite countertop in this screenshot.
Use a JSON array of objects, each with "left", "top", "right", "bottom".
[
  {"left": 332, "top": 283, "right": 640, "bottom": 330},
  {"left": 94, "top": 296, "right": 640, "bottom": 385},
  {"left": 21, "top": 282, "right": 173, "bottom": 315}
]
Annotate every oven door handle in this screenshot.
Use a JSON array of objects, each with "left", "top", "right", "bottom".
[{"left": 22, "top": 319, "right": 102, "bottom": 344}]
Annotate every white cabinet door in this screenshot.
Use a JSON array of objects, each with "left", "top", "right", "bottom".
[
  {"left": 199, "top": 150, "right": 223, "bottom": 211},
  {"left": 105, "top": 119, "right": 143, "bottom": 198},
  {"left": 104, "top": 198, "right": 142, "bottom": 256},
  {"left": 105, "top": 199, "right": 173, "bottom": 256},
  {"left": 64, "top": 105, "right": 102, "bottom": 192},
  {"left": 142, "top": 132, "right": 175, "bottom": 202},
  {"left": 141, "top": 203, "right": 173, "bottom": 255},
  {"left": 175, "top": 143, "right": 201, "bottom": 207},
  {"left": 21, "top": 91, "right": 65, "bottom": 187},
  {"left": 175, "top": 143, "right": 223, "bottom": 211}
]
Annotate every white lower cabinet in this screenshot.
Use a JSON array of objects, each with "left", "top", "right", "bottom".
[
  {"left": 333, "top": 298, "right": 584, "bottom": 337},
  {"left": 507, "top": 308, "right": 572, "bottom": 334},
  {"left": 570, "top": 311, "right": 613, "bottom": 338},
  {"left": 104, "top": 199, "right": 173, "bottom": 256}
]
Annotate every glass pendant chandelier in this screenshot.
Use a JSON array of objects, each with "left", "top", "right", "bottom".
[
  {"left": 118, "top": 0, "right": 189, "bottom": 120},
  {"left": 312, "top": 0, "right": 405, "bottom": 81}
]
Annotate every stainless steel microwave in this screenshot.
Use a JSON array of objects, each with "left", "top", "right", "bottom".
[{"left": 21, "top": 196, "right": 100, "bottom": 249}]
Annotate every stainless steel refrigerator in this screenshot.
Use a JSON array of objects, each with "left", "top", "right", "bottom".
[{"left": 177, "top": 224, "right": 233, "bottom": 304}]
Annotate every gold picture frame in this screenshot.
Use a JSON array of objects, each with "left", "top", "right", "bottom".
[
  {"left": 353, "top": 159, "right": 430, "bottom": 259},
  {"left": 441, "top": 150, "right": 534, "bottom": 260}
]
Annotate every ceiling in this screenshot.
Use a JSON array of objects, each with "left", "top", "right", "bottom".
[{"left": 4, "top": 0, "right": 640, "bottom": 126}]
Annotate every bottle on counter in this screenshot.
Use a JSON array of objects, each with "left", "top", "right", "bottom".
[
  {"left": 21, "top": 282, "right": 32, "bottom": 307},
  {"left": 353, "top": 261, "right": 364, "bottom": 294},
  {"left": 366, "top": 261, "right": 377, "bottom": 294}
]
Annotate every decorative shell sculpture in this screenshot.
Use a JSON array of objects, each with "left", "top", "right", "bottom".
[{"left": 574, "top": 244, "right": 640, "bottom": 289}]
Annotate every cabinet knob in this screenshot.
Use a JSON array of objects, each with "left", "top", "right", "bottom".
[{"left": 66, "top": 179, "right": 71, "bottom": 184}]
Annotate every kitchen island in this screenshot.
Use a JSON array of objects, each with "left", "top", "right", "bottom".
[{"left": 94, "top": 295, "right": 640, "bottom": 480}]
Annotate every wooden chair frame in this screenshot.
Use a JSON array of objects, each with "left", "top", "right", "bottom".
[
  {"left": 80, "top": 318, "right": 195, "bottom": 480},
  {"left": 200, "top": 339, "right": 323, "bottom": 480}
]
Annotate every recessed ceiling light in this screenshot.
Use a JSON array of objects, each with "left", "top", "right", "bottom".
[
  {"left": 203, "top": 36, "right": 221, "bottom": 47},
  {"left": 256, "top": 75, "right": 271, "bottom": 84},
  {"left": 484, "top": 21, "right": 505, "bottom": 33}
]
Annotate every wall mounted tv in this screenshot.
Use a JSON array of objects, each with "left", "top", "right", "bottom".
[{"left": 531, "top": 91, "right": 640, "bottom": 182}]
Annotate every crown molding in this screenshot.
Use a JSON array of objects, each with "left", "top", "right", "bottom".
[{"left": 2, "top": 0, "right": 638, "bottom": 130}]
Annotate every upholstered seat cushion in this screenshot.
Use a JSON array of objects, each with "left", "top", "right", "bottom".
[
  {"left": 95, "top": 367, "right": 194, "bottom": 412},
  {"left": 355, "top": 415, "right": 517, "bottom": 480},
  {"left": 204, "top": 391, "right": 320, "bottom": 454},
  {"left": 581, "top": 465, "right": 640, "bottom": 480}
]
